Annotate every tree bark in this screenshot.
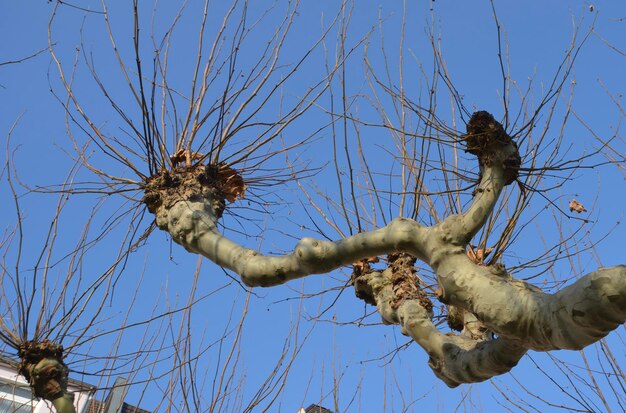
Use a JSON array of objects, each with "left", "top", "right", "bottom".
[
  {"left": 353, "top": 268, "right": 527, "bottom": 387},
  {"left": 18, "top": 341, "right": 76, "bottom": 413},
  {"left": 147, "top": 111, "right": 626, "bottom": 386}
]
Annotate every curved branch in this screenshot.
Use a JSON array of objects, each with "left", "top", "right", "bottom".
[
  {"left": 155, "top": 198, "right": 430, "bottom": 287},
  {"left": 356, "top": 269, "right": 527, "bottom": 387},
  {"left": 146, "top": 111, "right": 624, "bottom": 388},
  {"left": 456, "top": 165, "right": 507, "bottom": 243},
  {"left": 398, "top": 301, "right": 527, "bottom": 387},
  {"left": 147, "top": 111, "right": 523, "bottom": 287},
  {"left": 452, "top": 111, "right": 521, "bottom": 244}
]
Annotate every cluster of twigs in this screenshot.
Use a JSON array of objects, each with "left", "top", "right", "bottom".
[{"left": 0, "top": 0, "right": 623, "bottom": 411}]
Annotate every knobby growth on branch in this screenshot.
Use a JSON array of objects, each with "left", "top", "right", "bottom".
[
  {"left": 18, "top": 340, "right": 75, "bottom": 413},
  {"left": 146, "top": 111, "right": 626, "bottom": 386},
  {"left": 7, "top": 0, "right": 623, "bottom": 410}
]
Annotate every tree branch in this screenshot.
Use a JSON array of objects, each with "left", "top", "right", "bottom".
[
  {"left": 354, "top": 268, "right": 527, "bottom": 388},
  {"left": 435, "top": 255, "right": 626, "bottom": 351},
  {"left": 18, "top": 340, "right": 76, "bottom": 413},
  {"left": 454, "top": 111, "right": 521, "bottom": 244},
  {"left": 154, "top": 198, "right": 430, "bottom": 287},
  {"left": 145, "top": 111, "right": 625, "bottom": 386}
]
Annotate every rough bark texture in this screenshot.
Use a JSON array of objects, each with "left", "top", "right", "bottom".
[
  {"left": 18, "top": 340, "right": 76, "bottom": 413},
  {"left": 352, "top": 265, "right": 527, "bottom": 387},
  {"left": 145, "top": 111, "right": 626, "bottom": 386},
  {"left": 434, "top": 256, "right": 626, "bottom": 351}
]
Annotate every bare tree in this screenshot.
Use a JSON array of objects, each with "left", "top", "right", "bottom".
[
  {"left": 2, "top": 0, "right": 624, "bottom": 411},
  {"left": 2, "top": 0, "right": 355, "bottom": 411},
  {"left": 135, "top": 0, "right": 624, "bottom": 389},
  {"left": 1, "top": 120, "right": 141, "bottom": 412},
  {"left": 2, "top": 121, "right": 313, "bottom": 413}
]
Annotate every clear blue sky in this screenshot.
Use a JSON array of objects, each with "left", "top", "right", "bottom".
[{"left": 1, "top": 1, "right": 624, "bottom": 412}]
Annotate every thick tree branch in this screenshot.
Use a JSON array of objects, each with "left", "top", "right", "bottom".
[
  {"left": 154, "top": 198, "right": 429, "bottom": 287},
  {"left": 456, "top": 165, "right": 507, "bottom": 243},
  {"left": 454, "top": 111, "right": 521, "bottom": 244},
  {"left": 146, "top": 111, "right": 524, "bottom": 287},
  {"left": 354, "top": 268, "right": 527, "bottom": 388},
  {"left": 19, "top": 341, "right": 75, "bottom": 413},
  {"left": 435, "top": 255, "right": 626, "bottom": 351},
  {"left": 144, "top": 111, "right": 625, "bottom": 387}
]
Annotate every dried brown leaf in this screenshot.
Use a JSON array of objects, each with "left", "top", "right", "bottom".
[
  {"left": 218, "top": 165, "right": 246, "bottom": 203},
  {"left": 170, "top": 149, "right": 204, "bottom": 167},
  {"left": 467, "top": 246, "right": 494, "bottom": 264},
  {"left": 569, "top": 199, "right": 587, "bottom": 213}
]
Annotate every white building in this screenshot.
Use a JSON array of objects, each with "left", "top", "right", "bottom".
[
  {"left": 0, "top": 358, "right": 149, "bottom": 413},
  {"left": 0, "top": 357, "right": 93, "bottom": 413}
]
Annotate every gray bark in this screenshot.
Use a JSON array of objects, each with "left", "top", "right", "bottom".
[
  {"left": 354, "top": 268, "right": 527, "bottom": 387},
  {"left": 18, "top": 341, "right": 76, "bottom": 413},
  {"left": 149, "top": 112, "right": 626, "bottom": 386}
]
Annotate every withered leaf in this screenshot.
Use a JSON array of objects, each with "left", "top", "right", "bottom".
[
  {"left": 170, "top": 149, "right": 204, "bottom": 167},
  {"left": 218, "top": 165, "right": 246, "bottom": 203},
  {"left": 569, "top": 199, "right": 587, "bottom": 214},
  {"left": 467, "top": 246, "right": 494, "bottom": 264}
]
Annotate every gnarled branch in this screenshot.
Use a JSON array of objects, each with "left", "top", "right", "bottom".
[{"left": 145, "top": 111, "right": 625, "bottom": 386}]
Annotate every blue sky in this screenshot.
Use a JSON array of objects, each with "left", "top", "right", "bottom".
[{"left": 1, "top": 1, "right": 624, "bottom": 412}]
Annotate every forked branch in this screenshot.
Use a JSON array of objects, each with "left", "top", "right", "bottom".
[
  {"left": 352, "top": 255, "right": 527, "bottom": 388},
  {"left": 145, "top": 111, "right": 625, "bottom": 386}
]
